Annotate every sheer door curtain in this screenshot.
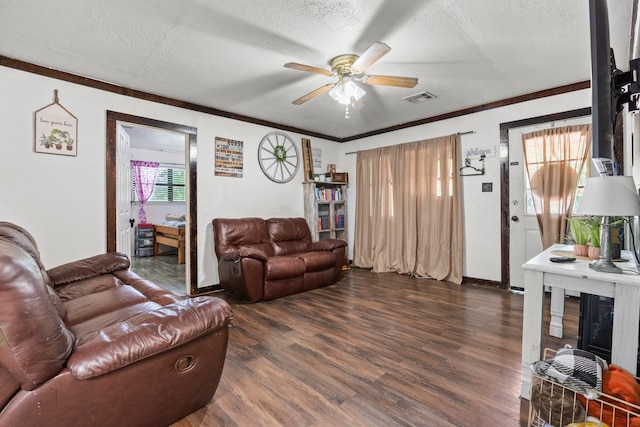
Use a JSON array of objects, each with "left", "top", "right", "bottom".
[
  {"left": 131, "top": 160, "right": 159, "bottom": 224},
  {"left": 522, "top": 124, "right": 591, "bottom": 249},
  {"left": 353, "top": 134, "right": 462, "bottom": 284}
]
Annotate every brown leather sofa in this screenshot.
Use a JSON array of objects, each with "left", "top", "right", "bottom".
[
  {"left": 0, "top": 221, "right": 232, "bottom": 427},
  {"left": 212, "top": 217, "right": 347, "bottom": 302}
]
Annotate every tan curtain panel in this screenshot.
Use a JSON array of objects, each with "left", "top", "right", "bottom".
[
  {"left": 522, "top": 124, "right": 591, "bottom": 248},
  {"left": 353, "top": 134, "right": 462, "bottom": 284}
]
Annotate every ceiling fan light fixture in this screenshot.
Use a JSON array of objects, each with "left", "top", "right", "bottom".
[
  {"left": 328, "top": 84, "right": 349, "bottom": 104},
  {"left": 344, "top": 80, "right": 366, "bottom": 100},
  {"left": 329, "top": 79, "right": 366, "bottom": 106},
  {"left": 285, "top": 42, "right": 417, "bottom": 116}
]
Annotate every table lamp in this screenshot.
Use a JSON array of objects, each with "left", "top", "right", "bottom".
[{"left": 576, "top": 176, "right": 640, "bottom": 273}]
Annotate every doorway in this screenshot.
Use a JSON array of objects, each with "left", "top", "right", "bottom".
[
  {"left": 507, "top": 115, "right": 591, "bottom": 290},
  {"left": 125, "top": 124, "right": 188, "bottom": 295},
  {"left": 499, "top": 107, "right": 591, "bottom": 288},
  {"left": 106, "top": 111, "right": 202, "bottom": 296}
]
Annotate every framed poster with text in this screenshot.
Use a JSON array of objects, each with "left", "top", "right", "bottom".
[{"left": 215, "top": 137, "right": 243, "bottom": 177}]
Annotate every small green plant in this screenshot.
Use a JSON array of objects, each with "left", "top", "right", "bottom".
[
  {"left": 567, "top": 216, "right": 589, "bottom": 245},
  {"left": 584, "top": 216, "right": 602, "bottom": 248}
]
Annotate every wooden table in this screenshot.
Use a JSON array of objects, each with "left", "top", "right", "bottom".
[
  {"left": 520, "top": 244, "right": 640, "bottom": 399},
  {"left": 154, "top": 224, "right": 186, "bottom": 264}
]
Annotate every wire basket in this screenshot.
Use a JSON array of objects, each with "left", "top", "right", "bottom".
[{"left": 528, "top": 348, "right": 640, "bottom": 427}]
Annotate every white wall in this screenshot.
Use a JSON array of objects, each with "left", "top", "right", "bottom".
[
  {"left": 338, "top": 89, "right": 591, "bottom": 282},
  {"left": 1, "top": 64, "right": 590, "bottom": 286},
  {"left": 0, "top": 66, "right": 340, "bottom": 287}
]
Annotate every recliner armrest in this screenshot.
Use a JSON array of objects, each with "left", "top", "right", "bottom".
[
  {"left": 67, "top": 296, "right": 232, "bottom": 380},
  {"left": 220, "top": 247, "right": 268, "bottom": 263},
  {"left": 309, "top": 239, "right": 347, "bottom": 251},
  {"left": 47, "top": 252, "right": 130, "bottom": 287}
]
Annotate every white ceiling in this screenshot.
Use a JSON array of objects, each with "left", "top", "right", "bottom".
[
  {"left": 0, "top": 0, "right": 634, "bottom": 141},
  {"left": 124, "top": 125, "right": 186, "bottom": 152}
]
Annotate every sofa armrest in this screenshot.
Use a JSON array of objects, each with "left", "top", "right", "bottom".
[
  {"left": 310, "top": 239, "right": 347, "bottom": 251},
  {"left": 67, "top": 296, "right": 232, "bottom": 380},
  {"left": 220, "top": 247, "right": 268, "bottom": 263},
  {"left": 47, "top": 252, "right": 130, "bottom": 287}
]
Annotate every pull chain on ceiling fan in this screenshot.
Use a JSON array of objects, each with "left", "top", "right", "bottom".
[{"left": 284, "top": 42, "right": 418, "bottom": 118}]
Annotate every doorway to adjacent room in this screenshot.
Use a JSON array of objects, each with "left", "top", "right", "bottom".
[{"left": 106, "top": 111, "right": 201, "bottom": 296}]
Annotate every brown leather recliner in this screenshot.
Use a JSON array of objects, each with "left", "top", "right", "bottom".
[
  {"left": 212, "top": 217, "right": 347, "bottom": 302},
  {"left": 0, "top": 222, "right": 232, "bottom": 427}
]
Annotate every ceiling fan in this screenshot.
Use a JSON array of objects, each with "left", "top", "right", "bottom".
[{"left": 284, "top": 42, "right": 419, "bottom": 110}]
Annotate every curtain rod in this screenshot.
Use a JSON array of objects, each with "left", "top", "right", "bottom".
[{"left": 344, "top": 131, "right": 475, "bottom": 155}]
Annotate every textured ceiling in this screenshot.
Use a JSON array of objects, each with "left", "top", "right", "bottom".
[{"left": 0, "top": 0, "right": 634, "bottom": 140}]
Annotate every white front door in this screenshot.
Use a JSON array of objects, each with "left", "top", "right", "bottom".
[
  {"left": 508, "top": 116, "right": 591, "bottom": 289},
  {"left": 116, "top": 124, "right": 133, "bottom": 258},
  {"left": 508, "top": 126, "right": 543, "bottom": 290}
]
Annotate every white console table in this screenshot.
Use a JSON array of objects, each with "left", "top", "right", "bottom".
[{"left": 520, "top": 244, "right": 640, "bottom": 399}]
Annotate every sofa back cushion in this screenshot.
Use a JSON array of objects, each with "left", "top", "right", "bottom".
[
  {"left": 0, "top": 222, "right": 68, "bottom": 320},
  {"left": 267, "top": 218, "right": 312, "bottom": 256},
  {"left": 212, "top": 217, "right": 273, "bottom": 258},
  {"left": 0, "top": 222, "right": 52, "bottom": 284},
  {"left": 0, "top": 240, "right": 74, "bottom": 391}
]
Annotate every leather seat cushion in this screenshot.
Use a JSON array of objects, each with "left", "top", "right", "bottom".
[
  {"left": 264, "top": 256, "right": 306, "bottom": 280},
  {"left": 63, "top": 285, "right": 150, "bottom": 327},
  {"left": 295, "top": 251, "right": 336, "bottom": 272}
]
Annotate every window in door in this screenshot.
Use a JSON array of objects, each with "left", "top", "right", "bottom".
[{"left": 523, "top": 128, "right": 591, "bottom": 215}]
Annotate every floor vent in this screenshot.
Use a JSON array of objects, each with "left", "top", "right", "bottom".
[{"left": 402, "top": 91, "right": 437, "bottom": 104}]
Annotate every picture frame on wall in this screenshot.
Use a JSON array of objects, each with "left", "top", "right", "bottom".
[{"left": 34, "top": 90, "right": 78, "bottom": 157}]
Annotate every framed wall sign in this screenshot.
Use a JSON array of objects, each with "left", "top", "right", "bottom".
[
  {"left": 34, "top": 90, "right": 77, "bottom": 156},
  {"left": 215, "top": 136, "right": 244, "bottom": 178}
]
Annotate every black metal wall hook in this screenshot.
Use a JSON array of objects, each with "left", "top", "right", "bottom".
[{"left": 460, "top": 154, "right": 485, "bottom": 176}]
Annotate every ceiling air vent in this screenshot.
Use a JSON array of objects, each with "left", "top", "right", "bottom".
[{"left": 402, "top": 91, "right": 437, "bottom": 104}]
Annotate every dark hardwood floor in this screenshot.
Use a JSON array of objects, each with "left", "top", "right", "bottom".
[
  {"left": 130, "top": 252, "right": 187, "bottom": 296},
  {"left": 167, "top": 267, "right": 578, "bottom": 427}
]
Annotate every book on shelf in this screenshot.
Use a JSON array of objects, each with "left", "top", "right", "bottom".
[
  {"left": 315, "top": 187, "right": 343, "bottom": 201},
  {"left": 335, "top": 214, "right": 344, "bottom": 229},
  {"left": 318, "top": 216, "right": 330, "bottom": 230}
]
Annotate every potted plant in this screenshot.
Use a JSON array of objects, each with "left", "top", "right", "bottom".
[
  {"left": 567, "top": 216, "right": 589, "bottom": 257},
  {"left": 585, "top": 216, "right": 601, "bottom": 260},
  {"left": 39, "top": 133, "right": 52, "bottom": 149}
]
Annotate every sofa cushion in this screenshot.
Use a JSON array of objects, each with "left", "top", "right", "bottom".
[
  {"left": 295, "top": 251, "right": 336, "bottom": 272},
  {"left": 0, "top": 240, "right": 74, "bottom": 391},
  {"left": 264, "top": 256, "right": 306, "bottom": 280},
  {"left": 47, "top": 252, "right": 130, "bottom": 287},
  {"left": 267, "top": 218, "right": 312, "bottom": 256},
  {"left": 55, "top": 274, "right": 122, "bottom": 301},
  {"left": 63, "top": 285, "right": 150, "bottom": 327},
  {"left": 70, "top": 301, "right": 163, "bottom": 343},
  {"left": 0, "top": 222, "right": 53, "bottom": 286},
  {"left": 213, "top": 217, "right": 273, "bottom": 258}
]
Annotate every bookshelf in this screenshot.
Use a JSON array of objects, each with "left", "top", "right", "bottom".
[{"left": 303, "top": 181, "right": 348, "bottom": 244}]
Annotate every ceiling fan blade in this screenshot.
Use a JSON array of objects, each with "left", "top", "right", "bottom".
[
  {"left": 351, "top": 42, "right": 391, "bottom": 73},
  {"left": 363, "top": 75, "right": 418, "bottom": 88},
  {"left": 284, "top": 62, "right": 332, "bottom": 77},
  {"left": 292, "top": 83, "right": 335, "bottom": 105}
]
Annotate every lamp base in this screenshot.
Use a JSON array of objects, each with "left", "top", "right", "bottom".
[{"left": 588, "top": 258, "right": 622, "bottom": 274}]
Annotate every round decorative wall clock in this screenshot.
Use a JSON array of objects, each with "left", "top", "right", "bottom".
[{"left": 257, "top": 131, "right": 300, "bottom": 183}]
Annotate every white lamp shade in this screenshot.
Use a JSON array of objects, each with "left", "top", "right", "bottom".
[{"left": 576, "top": 176, "right": 640, "bottom": 216}]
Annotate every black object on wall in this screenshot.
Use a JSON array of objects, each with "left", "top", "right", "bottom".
[{"left": 590, "top": 0, "right": 614, "bottom": 160}]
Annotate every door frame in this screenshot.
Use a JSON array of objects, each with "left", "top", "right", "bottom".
[
  {"left": 106, "top": 111, "right": 203, "bottom": 295},
  {"left": 499, "top": 107, "right": 591, "bottom": 287}
]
